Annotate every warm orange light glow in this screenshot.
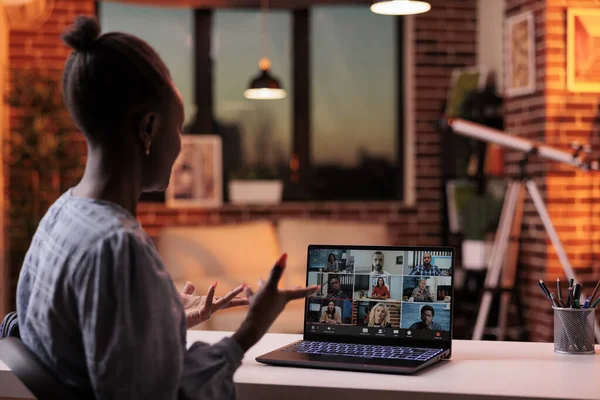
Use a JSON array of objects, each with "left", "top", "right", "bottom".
[
  {"left": 2, "top": 0, "right": 35, "bottom": 4},
  {"left": 289, "top": 156, "right": 300, "bottom": 171}
]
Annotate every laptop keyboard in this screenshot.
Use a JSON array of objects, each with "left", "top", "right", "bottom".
[{"left": 284, "top": 341, "right": 443, "bottom": 361}]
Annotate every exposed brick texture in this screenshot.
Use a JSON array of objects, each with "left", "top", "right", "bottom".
[
  {"left": 506, "top": 0, "right": 600, "bottom": 342},
  {"left": 5, "top": 0, "right": 94, "bottom": 312}
]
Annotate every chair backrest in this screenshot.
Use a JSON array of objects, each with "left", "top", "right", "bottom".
[{"left": 0, "top": 338, "right": 82, "bottom": 400}]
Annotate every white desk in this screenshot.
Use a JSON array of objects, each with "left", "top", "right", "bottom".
[{"left": 1, "top": 331, "right": 599, "bottom": 400}]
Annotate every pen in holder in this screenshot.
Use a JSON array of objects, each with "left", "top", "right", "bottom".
[{"left": 553, "top": 306, "right": 596, "bottom": 355}]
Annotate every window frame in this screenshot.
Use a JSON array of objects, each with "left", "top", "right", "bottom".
[{"left": 121, "top": 4, "right": 414, "bottom": 203}]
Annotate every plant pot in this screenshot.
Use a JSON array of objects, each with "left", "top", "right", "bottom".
[
  {"left": 461, "top": 240, "right": 492, "bottom": 270},
  {"left": 228, "top": 179, "right": 283, "bottom": 205}
]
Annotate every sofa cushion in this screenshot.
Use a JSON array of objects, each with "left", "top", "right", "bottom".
[{"left": 155, "top": 221, "right": 283, "bottom": 293}]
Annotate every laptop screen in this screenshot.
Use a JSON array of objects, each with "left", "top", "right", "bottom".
[{"left": 304, "top": 245, "right": 453, "bottom": 342}]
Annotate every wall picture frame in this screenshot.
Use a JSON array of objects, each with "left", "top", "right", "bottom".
[
  {"left": 505, "top": 10, "right": 535, "bottom": 97},
  {"left": 445, "top": 66, "right": 489, "bottom": 118},
  {"left": 567, "top": 8, "right": 600, "bottom": 93},
  {"left": 166, "top": 134, "right": 222, "bottom": 208}
]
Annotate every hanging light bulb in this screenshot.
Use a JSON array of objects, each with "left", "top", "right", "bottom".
[
  {"left": 370, "top": 0, "right": 431, "bottom": 16},
  {"left": 244, "top": 0, "right": 286, "bottom": 100},
  {"left": 244, "top": 58, "right": 286, "bottom": 100}
]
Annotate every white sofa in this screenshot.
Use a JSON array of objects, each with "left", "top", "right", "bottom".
[{"left": 156, "top": 218, "right": 390, "bottom": 333}]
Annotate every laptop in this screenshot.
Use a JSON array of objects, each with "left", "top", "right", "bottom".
[{"left": 256, "top": 245, "right": 454, "bottom": 374}]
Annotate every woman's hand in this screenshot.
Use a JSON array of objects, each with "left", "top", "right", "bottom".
[
  {"left": 232, "top": 254, "right": 319, "bottom": 351},
  {"left": 180, "top": 281, "right": 249, "bottom": 329}
]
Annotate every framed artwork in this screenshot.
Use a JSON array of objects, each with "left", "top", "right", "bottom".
[
  {"left": 445, "top": 66, "right": 488, "bottom": 118},
  {"left": 567, "top": 8, "right": 600, "bottom": 92},
  {"left": 505, "top": 11, "right": 535, "bottom": 97},
  {"left": 166, "top": 134, "right": 222, "bottom": 208}
]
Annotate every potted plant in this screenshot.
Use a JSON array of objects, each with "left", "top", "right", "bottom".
[
  {"left": 6, "top": 68, "right": 84, "bottom": 305},
  {"left": 459, "top": 193, "right": 502, "bottom": 270},
  {"left": 228, "top": 166, "right": 283, "bottom": 205}
]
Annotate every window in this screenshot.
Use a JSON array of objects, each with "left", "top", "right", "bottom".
[
  {"left": 99, "top": 2, "right": 195, "bottom": 125},
  {"left": 309, "top": 6, "right": 399, "bottom": 200},
  {"left": 100, "top": 4, "right": 404, "bottom": 203},
  {"left": 212, "top": 10, "right": 292, "bottom": 185}
]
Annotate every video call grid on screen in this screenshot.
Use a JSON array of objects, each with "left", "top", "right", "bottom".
[{"left": 305, "top": 246, "right": 453, "bottom": 340}]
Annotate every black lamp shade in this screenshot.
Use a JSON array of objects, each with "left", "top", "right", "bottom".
[{"left": 244, "top": 68, "right": 287, "bottom": 100}]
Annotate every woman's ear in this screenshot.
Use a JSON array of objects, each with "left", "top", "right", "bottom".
[{"left": 138, "top": 112, "right": 160, "bottom": 154}]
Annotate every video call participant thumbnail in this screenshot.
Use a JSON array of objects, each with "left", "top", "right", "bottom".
[
  {"left": 326, "top": 274, "right": 350, "bottom": 299},
  {"left": 409, "top": 253, "right": 443, "bottom": 276},
  {"left": 369, "top": 251, "right": 391, "bottom": 279},
  {"left": 306, "top": 298, "right": 352, "bottom": 325},
  {"left": 320, "top": 300, "right": 342, "bottom": 325},
  {"left": 323, "top": 253, "right": 340, "bottom": 272},
  {"left": 409, "top": 305, "right": 442, "bottom": 330},
  {"left": 410, "top": 278, "right": 433, "bottom": 302},
  {"left": 368, "top": 303, "right": 392, "bottom": 328},
  {"left": 371, "top": 276, "right": 390, "bottom": 300},
  {"left": 353, "top": 301, "right": 401, "bottom": 328}
]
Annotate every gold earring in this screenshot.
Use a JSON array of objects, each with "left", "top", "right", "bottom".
[{"left": 145, "top": 143, "right": 151, "bottom": 156}]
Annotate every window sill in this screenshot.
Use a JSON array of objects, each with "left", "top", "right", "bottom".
[{"left": 138, "top": 200, "right": 417, "bottom": 214}]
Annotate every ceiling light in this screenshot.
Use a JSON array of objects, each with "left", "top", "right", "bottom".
[{"left": 371, "top": 0, "right": 431, "bottom": 16}]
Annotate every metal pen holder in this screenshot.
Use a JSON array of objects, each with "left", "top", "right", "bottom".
[{"left": 553, "top": 306, "right": 596, "bottom": 355}]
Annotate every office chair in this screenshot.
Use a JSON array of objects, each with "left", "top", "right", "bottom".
[{"left": 0, "top": 337, "right": 83, "bottom": 400}]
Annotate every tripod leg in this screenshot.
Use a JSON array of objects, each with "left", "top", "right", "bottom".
[
  {"left": 526, "top": 180, "right": 600, "bottom": 343},
  {"left": 498, "top": 185, "right": 526, "bottom": 341},
  {"left": 472, "top": 181, "right": 522, "bottom": 340}
]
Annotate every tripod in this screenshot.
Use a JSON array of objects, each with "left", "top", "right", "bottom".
[{"left": 472, "top": 150, "right": 600, "bottom": 342}]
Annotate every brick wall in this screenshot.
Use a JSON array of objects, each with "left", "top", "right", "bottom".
[
  {"left": 2, "top": 0, "right": 477, "bottom": 311},
  {"left": 0, "top": 3, "right": 8, "bottom": 318},
  {"left": 506, "top": 0, "right": 600, "bottom": 341},
  {"left": 4, "top": 0, "right": 94, "bottom": 313},
  {"left": 504, "top": 0, "right": 552, "bottom": 341},
  {"left": 413, "top": 0, "right": 477, "bottom": 243},
  {"left": 544, "top": 0, "right": 600, "bottom": 336}
]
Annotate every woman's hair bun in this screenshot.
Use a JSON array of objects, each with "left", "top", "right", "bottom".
[{"left": 62, "top": 15, "right": 101, "bottom": 52}]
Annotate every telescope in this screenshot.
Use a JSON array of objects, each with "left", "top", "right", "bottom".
[
  {"left": 444, "top": 117, "right": 600, "bottom": 343},
  {"left": 447, "top": 118, "right": 599, "bottom": 171}
]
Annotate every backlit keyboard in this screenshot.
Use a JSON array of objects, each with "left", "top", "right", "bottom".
[{"left": 284, "top": 341, "right": 443, "bottom": 361}]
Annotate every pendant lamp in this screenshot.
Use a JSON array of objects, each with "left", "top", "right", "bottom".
[
  {"left": 370, "top": 0, "right": 431, "bottom": 16},
  {"left": 243, "top": 0, "right": 286, "bottom": 100}
]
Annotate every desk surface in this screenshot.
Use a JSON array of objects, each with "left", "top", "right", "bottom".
[{"left": 1, "top": 331, "right": 599, "bottom": 400}]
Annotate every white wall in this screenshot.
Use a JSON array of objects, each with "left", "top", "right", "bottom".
[{"left": 477, "top": 0, "right": 505, "bottom": 92}]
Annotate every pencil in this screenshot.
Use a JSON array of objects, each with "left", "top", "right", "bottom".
[{"left": 557, "top": 277, "right": 563, "bottom": 302}]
